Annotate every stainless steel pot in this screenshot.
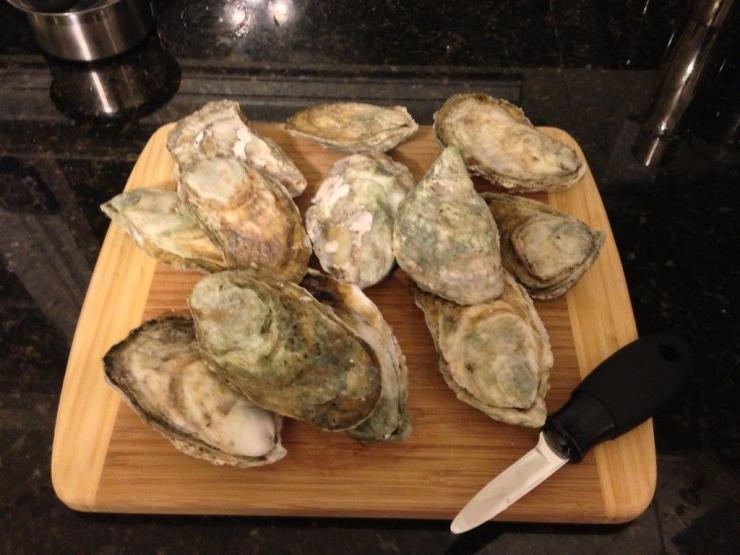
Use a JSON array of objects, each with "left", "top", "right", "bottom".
[{"left": 7, "top": 0, "right": 154, "bottom": 61}]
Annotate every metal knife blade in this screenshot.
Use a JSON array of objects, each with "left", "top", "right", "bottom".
[{"left": 450, "top": 432, "right": 567, "bottom": 534}]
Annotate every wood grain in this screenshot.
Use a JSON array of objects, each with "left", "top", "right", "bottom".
[{"left": 51, "top": 122, "right": 652, "bottom": 522}]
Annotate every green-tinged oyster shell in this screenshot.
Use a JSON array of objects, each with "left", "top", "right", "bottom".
[
  {"left": 188, "top": 270, "right": 382, "bottom": 432},
  {"left": 101, "top": 189, "right": 227, "bottom": 272},
  {"left": 167, "top": 100, "right": 307, "bottom": 197},
  {"left": 178, "top": 157, "right": 310, "bottom": 283},
  {"left": 306, "top": 153, "right": 414, "bottom": 289},
  {"left": 285, "top": 102, "right": 418, "bottom": 153},
  {"left": 301, "top": 270, "right": 410, "bottom": 442},
  {"left": 482, "top": 193, "right": 605, "bottom": 299},
  {"left": 415, "top": 272, "right": 552, "bottom": 427},
  {"left": 434, "top": 93, "right": 585, "bottom": 192},
  {"left": 103, "top": 315, "right": 286, "bottom": 467},
  {"left": 393, "top": 146, "right": 504, "bottom": 305}
]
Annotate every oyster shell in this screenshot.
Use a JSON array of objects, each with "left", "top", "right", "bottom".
[
  {"left": 178, "top": 157, "right": 310, "bottom": 283},
  {"left": 167, "top": 100, "right": 307, "bottom": 197},
  {"left": 482, "top": 193, "right": 605, "bottom": 299},
  {"left": 103, "top": 315, "right": 286, "bottom": 467},
  {"left": 189, "top": 270, "right": 382, "bottom": 432},
  {"left": 415, "top": 272, "right": 552, "bottom": 427},
  {"left": 393, "top": 146, "right": 504, "bottom": 305},
  {"left": 306, "top": 153, "right": 415, "bottom": 288},
  {"left": 302, "top": 270, "right": 410, "bottom": 442},
  {"left": 434, "top": 93, "right": 585, "bottom": 192},
  {"left": 285, "top": 102, "right": 418, "bottom": 153},
  {"left": 101, "top": 189, "right": 227, "bottom": 272}
]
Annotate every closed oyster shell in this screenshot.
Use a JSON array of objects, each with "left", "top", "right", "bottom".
[
  {"left": 101, "top": 189, "right": 227, "bottom": 272},
  {"left": 103, "top": 315, "right": 286, "bottom": 467},
  {"left": 306, "top": 153, "right": 414, "bottom": 288},
  {"left": 434, "top": 93, "right": 585, "bottom": 192},
  {"left": 285, "top": 102, "right": 418, "bottom": 153},
  {"left": 167, "top": 100, "right": 307, "bottom": 197},
  {"left": 189, "top": 270, "right": 382, "bottom": 432},
  {"left": 415, "top": 272, "right": 552, "bottom": 427},
  {"left": 178, "top": 157, "right": 310, "bottom": 283},
  {"left": 482, "top": 193, "right": 605, "bottom": 299},
  {"left": 393, "top": 146, "right": 504, "bottom": 305},
  {"left": 302, "top": 270, "right": 410, "bottom": 442}
]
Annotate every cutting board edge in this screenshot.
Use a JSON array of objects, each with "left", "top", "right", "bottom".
[
  {"left": 50, "top": 501, "right": 639, "bottom": 524},
  {"left": 51, "top": 126, "right": 169, "bottom": 511},
  {"left": 550, "top": 131, "right": 655, "bottom": 523}
]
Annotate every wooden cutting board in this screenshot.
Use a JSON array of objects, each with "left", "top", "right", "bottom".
[{"left": 51, "top": 123, "right": 653, "bottom": 523}]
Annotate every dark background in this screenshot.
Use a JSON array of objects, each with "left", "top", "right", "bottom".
[{"left": 1, "top": 1, "right": 738, "bottom": 553}]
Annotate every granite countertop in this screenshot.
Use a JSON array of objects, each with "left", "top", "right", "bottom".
[{"left": 1, "top": 1, "right": 738, "bottom": 553}]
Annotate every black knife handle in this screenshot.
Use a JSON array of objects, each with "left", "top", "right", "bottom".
[{"left": 543, "top": 334, "right": 692, "bottom": 462}]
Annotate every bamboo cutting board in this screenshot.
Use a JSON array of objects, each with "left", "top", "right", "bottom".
[{"left": 51, "top": 123, "right": 653, "bottom": 523}]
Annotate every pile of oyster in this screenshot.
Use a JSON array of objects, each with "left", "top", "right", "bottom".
[
  {"left": 103, "top": 101, "right": 417, "bottom": 466},
  {"left": 106, "top": 267, "right": 411, "bottom": 466},
  {"left": 102, "top": 94, "right": 605, "bottom": 467},
  {"left": 102, "top": 100, "right": 312, "bottom": 280},
  {"left": 401, "top": 93, "right": 603, "bottom": 427}
]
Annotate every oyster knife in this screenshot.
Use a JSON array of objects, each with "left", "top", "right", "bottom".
[{"left": 451, "top": 334, "right": 692, "bottom": 534}]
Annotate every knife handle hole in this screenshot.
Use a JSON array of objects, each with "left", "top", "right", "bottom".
[{"left": 659, "top": 343, "right": 681, "bottom": 362}]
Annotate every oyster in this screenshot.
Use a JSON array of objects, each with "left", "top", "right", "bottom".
[
  {"left": 178, "top": 157, "right": 310, "bottom": 283},
  {"left": 482, "top": 193, "right": 605, "bottom": 299},
  {"left": 393, "top": 146, "right": 504, "bottom": 305},
  {"left": 189, "top": 270, "right": 382, "bottom": 432},
  {"left": 415, "top": 272, "right": 552, "bottom": 427},
  {"left": 434, "top": 93, "right": 585, "bottom": 192},
  {"left": 103, "top": 316, "right": 286, "bottom": 467},
  {"left": 101, "top": 189, "right": 227, "bottom": 272},
  {"left": 285, "top": 102, "right": 418, "bottom": 153},
  {"left": 302, "top": 270, "right": 410, "bottom": 442},
  {"left": 306, "top": 153, "right": 415, "bottom": 288},
  {"left": 167, "top": 100, "right": 307, "bottom": 197}
]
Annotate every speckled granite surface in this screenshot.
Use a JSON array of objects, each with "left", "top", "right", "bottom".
[{"left": 1, "top": 1, "right": 738, "bottom": 553}]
